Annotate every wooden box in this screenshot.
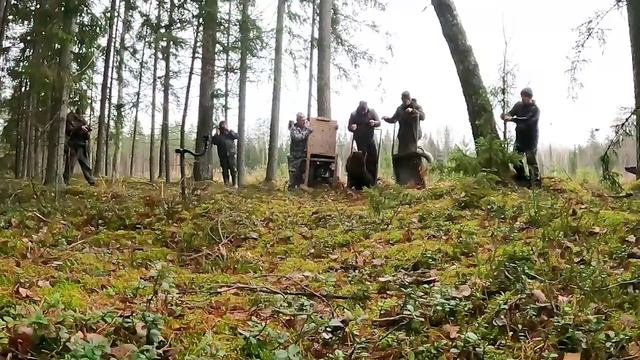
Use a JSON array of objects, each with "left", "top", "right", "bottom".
[{"left": 307, "top": 117, "right": 338, "bottom": 156}]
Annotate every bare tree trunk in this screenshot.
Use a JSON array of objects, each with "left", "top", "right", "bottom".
[
  {"left": 316, "top": 0, "right": 331, "bottom": 118},
  {"left": 627, "top": 0, "right": 640, "bottom": 179},
  {"left": 0, "top": 0, "right": 11, "bottom": 67},
  {"left": 180, "top": 20, "right": 200, "bottom": 197},
  {"left": 194, "top": 0, "right": 218, "bottom": 181},
  {"left": 224, "top": 0, "right": 232, "bottom": 124},
  {"left": 53, "top": 12, "right": 77, "bottom": 195},
  {"left": 94, "top": 0, "right": 119, "bottom": 177},
  {"left": 431, "top": 0, "right": 498, "bottom": 144},
  {"left": 129, "top": 3, "right": 151, "bottom": 177},
  {"left": 112, "top": 0, "right": 130, "bottom": 179},
  {"left": 105, "top": 0, "right": 122, "bottom": 177},
  {"left": 237, "top": 0, "right": 249, "bottom": 186},
  {"left": 161, "top": 0, "right": 174, "bottom": 182},
  {"left": 45, "top": 85, "right": 63, "bottom": 185},
  {"left": 307, "top": 0, "right": 316, "bottom": 120},
  {"left": 265, "top": 0, "right": 285, "bottom": 182},
  {"left": 149, "top": 0, "right": 162, "bottom": 182},
  {"left": 88, "top": 84, "right": 94, "bottom": 163}
]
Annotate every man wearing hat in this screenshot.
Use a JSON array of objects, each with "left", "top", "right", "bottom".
[
  {"left": 382, "top": 91, "right": 425, "bottom": 154},
  {"left": 501, "top": 87, "right": 541, "bottom": 187},
  {"left": 348, "top": 101, "right": 381, "bottom": 184},
  {"left": 287, "top": 112, "right": 313, "bottom": 190}
]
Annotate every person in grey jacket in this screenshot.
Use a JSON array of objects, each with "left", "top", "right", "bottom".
[{"left": 288, "top": 113, "right": 313, "bottom": 190}]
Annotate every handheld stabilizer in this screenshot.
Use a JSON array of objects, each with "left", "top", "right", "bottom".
[{"left": 174, "top": 135, "right": 210, "bottom": 158}]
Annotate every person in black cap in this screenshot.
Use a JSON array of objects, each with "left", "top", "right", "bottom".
[
  {"left": 382, "top": 91, "right": 425, "bottom": 154},
  {"left": 348, "top": 101, "right": 381, "bottom": 184},
  {"left": 501, "top": 87, "right": 541, "bottom": 187}
]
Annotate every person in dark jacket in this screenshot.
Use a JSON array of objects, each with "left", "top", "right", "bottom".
[
  {"left": 64, "top": 108, "right": 96, "bottom": 186},
  {"left": 382, "top": 91, "right": 425, "bottom": 154},
  {"left": 212, "top": 121, "right": 238, "bottom": 186},
  {"left": 348, "top": 101, "right": 381, "bottom": 184},
  {"left": 288, "top": 113, "right": 313, "bottom": 190},
  {"left": 501, "top": 87, "right": 541, "bottom": 186}
]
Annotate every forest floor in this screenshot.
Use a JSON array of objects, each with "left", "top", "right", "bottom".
[{"left": 0, "top": 175, "right": 640, "bottom": 359}]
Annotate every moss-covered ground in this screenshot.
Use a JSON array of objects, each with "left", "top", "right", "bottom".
[{"left": 0, "top": 176, "right": 640, "bottom": 359}]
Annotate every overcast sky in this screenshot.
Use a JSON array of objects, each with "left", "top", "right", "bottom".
[{"left": 138, "top": 0, "right": 633, "bottom": 149}]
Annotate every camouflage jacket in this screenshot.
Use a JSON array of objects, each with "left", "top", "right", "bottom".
[{"left": 289, "top": 124, "right": 313, "bottom": 156}]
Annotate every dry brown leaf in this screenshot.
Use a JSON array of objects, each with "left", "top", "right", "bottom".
[
  {"left": 442, "top": 324, "right": 460, "bottom": 339},
  {"left": 110, "top": 344, "right": 138, "bottom": 359},
  {"left": 17, "top": 287, "right": 34, "bottom": 299},
  {"left": 135, "top": 322, "right": 147, "bottom": 338},
  {"left": 557, "top": 295, "right": 571, "bottom": 305},
  {"left": 372, "top": 258, "right": 385, "bottom": 266},
  {"left": 37, "top": 280, "right": 51, "bottom": 288},
  {"left": 86, "top": 333, "right": 108, "bottom": 344},
  {"left": 621, "top": 314, "right": 636, "bottom": 328},
  {"left": 626, "top": 235, "right": 637, "bottom": 244},
  {"left": 451, "top": 284, "right": 472, "bottom": 298},
  {"left": 564, "top": 353, "right": 580, "bottom": 360},
  {"left": 628, "top": 341, "right": 640, "bottom": 357},
  {"left": 532, "top": 289, "right": 548, "bottom": 304}
]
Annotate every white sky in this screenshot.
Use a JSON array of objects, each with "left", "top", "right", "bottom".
[{"left": 137, "top": 0, "right": 634, "bottom": 148}]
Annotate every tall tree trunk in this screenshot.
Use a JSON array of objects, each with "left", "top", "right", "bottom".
[
  {"left": 0, "top": 0, "right": 11, "bottom": 68},
  {"left": 265, "top": 0, "right": 285, "bottom": 182},
  {"left": 307, "top": 0, "right": 316, "bottom": 120},
  {"left": 88, "top": 84, "right": 94, "bottom": 163},
  {"left": 194, "top": 0, "right": 218, "bottom": 181},
  {"left": 161, "top": 0, "right": 174, "bottom": 182},
  {"left": 316, "top": 0, "right": 331, "bottom": 118},
  {"left": 45, "top": 3, "right": 77, "bottom": 190},
  {"left": 94, "top": 0, "right": 118, "bottom": 177},
  {"left": 112, "top": 0, "right": 130, "bottom": 179},
  {"left": 627, "top": 0, "right": 640, "bottom": 179},
  {"left": 431, "top": 0, "right": 498, "bottom": 145},
  {"left": 130, "top": 2, "right": 151, "bottom": 177},
  {"left": 105, "top": 0, "right": 122, "bottom": 176},
  {"left": 180, "top": 19, "right": 200, "bottom": 197},
  {"left": 237, "top": 0, "right": 249, "bottom": 186},
  {"left": 224, "top": 0, "right": 232, "bottom": 124},
  {"left": 45, "top": 85, "right": 63, "bottom": 185},
  {"left": 149, "top": 0, "right": 162, "bottom": 182}
]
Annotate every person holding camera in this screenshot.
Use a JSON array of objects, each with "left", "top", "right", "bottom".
[
  {"left": 288, "top": 112, "right": 313, "bottom": 190},
  {"left": 382, "top": 91, "right": 425, "bottom": 154},
  {"left": 348, "top": 101, "right": 381, "bottom": 184},
  {"left": 63, "top": 108, "right": 96, "bottom": 186},
  {"left": 212, "top": 121, "right": 239, "bottom": 187}
]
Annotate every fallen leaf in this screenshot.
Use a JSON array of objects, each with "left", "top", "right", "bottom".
[
  {"left": 37, "top": 280, "right": 51, "bottom": 288},
  {"left": 621, "top": 313, "right": 636, "bottom": 328},
  {"left": 589, "top": 227, "right": 605, "bottom": 235},
  {"left": 135, "top": 322, "right": 147, "bottom": 338},
  {"left": 442, "top": 324, "right": 459, "bottom": 339},
  {"left": 532, "top": 289, "right": 548, "bottom": 304},
  {"left": 626, "top": 235, "right": 637, "bottom": 244},
  {"left": 564, "top": 353, "right": 580, "bottom": 360},
  {"left": 451, "top": 284, "right": 472, "bottom": 298},
  {"left": 629, "top": 342, "right": 640, "bottom": 357},
  {"left": 629, "top": 248, "right": 640, "bottom": 260},
  {"left": 557, "top": 295, "right": 571, "bottom": 305},
  {"left": 372, "top": 258, "right": 385, "bottom": 266},
  {"left": 378, "top": 275, "right": 393, "bottom": 283},
  {"left": 110, "top": 344, "right": 138, "bottom": 359},
  {"left": 17, "top": 287, "right": 34, "bottom": 299},
  {"left": 328, "top": 318, "right": 345, "bottom": 330},
  {"left": 86, "top": 333, "right": 108, "bottom": 345}
]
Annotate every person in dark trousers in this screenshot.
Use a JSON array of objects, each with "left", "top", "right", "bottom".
[
  {"left": 382, "top": 91, "right": 425, "bottom": 154},
  {"left": 348, "top": 101, "right": 381, "bottom": 184},
  {"left": 501, "top": 87, "right": 541, "bottom": 187},
  {"left": 288, "top": 112, "right": 313, "bottom": 190},
  {"left": 212, "top": 121, "right": 238, "bottom": 186},
  {"left": 64, "top": 108, "right": 96, "bottom": 186}
]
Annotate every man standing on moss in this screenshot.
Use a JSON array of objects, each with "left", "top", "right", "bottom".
[{"left": 501, "top": 87, "right": 541, "bottom": 187}]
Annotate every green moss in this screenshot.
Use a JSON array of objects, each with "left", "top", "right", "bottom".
[{"left": 40, "top": 281, "right": 88, "bottom": 310}]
